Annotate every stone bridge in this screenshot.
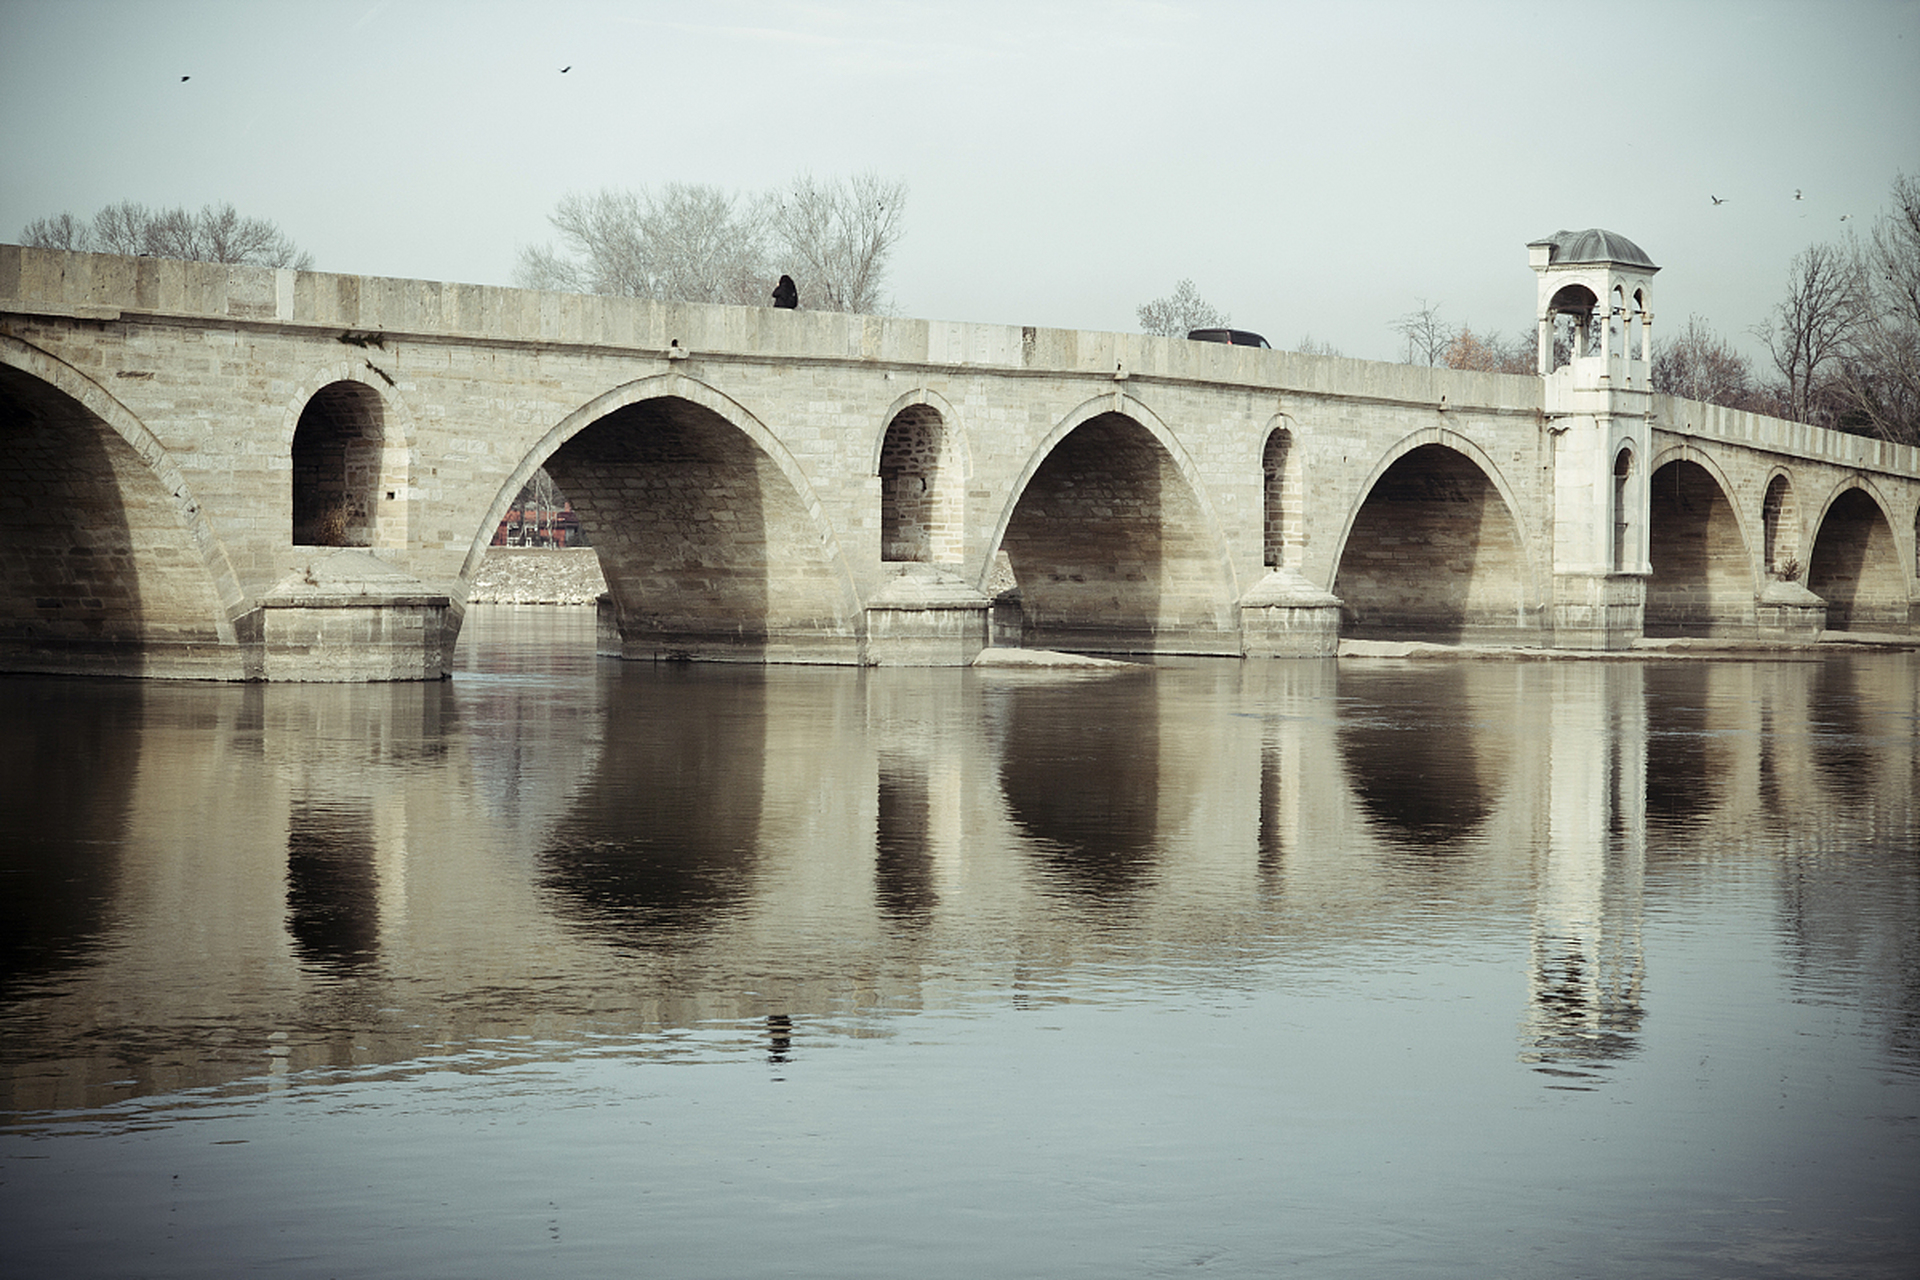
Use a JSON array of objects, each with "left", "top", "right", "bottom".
[{"left": 2, "top": 237, "right": 1917, "bottom": 680}]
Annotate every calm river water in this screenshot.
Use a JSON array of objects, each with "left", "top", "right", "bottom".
[{"left": 3, "top": 608, "right": 1917, "bottom": 1278}]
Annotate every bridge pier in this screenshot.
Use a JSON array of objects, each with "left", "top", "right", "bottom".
[
  {"left": 1239, "top": 570, "right": 1344, "bottom": 658},
  {"left": 1756, "top": 579, "right": 1827, "bottom": 642},
  {"left": 861, "top": 564, "right": 993, "bottom": 666},
  {"left": 256, "top": 552, "right": 451, "bottom": 681},
  {"left": 1550, "top": 573, "right": 1646, "bottom": 651}
]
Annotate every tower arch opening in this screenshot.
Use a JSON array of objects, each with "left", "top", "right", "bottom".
[{"left": 1613, "top": 446, "right": 1637, "bottom": 571}]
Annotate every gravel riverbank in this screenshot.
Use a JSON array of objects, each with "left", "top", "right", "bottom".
[{"left": 466, "top": 547, "right": 605, "bottom": 605}]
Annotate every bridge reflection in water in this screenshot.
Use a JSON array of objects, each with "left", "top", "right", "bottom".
[
  {"left": 4, "top": 608, "right": 1918, "bottom": 1274},
  {"left": 1, "top": 609, "right": 1912, "bottom": 1117}
]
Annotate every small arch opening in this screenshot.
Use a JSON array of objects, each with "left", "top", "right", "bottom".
[
  {"left": 1262, "top": 427, "right": 1300, "bottom": 570},
  {"left": 878, "top": 404, "right": 959, "bottom": 565},
  {"left": 1613, "top": 447, "right": 1634, "bottom": 570},
  {"left": 1762, "top": 475, "right": 1800, "bottom": 578},
  {"left": 292, "top": 381, "right": 385, "bottom": 546}
]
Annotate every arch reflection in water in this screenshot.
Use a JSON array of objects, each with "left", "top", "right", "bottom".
[
  {"left": 992, "top": 669, "right": 1168, "bottom": 902},
  {"left": 285, "top": 801, "right": 381, "bottom": 972},
  {"left": 0, "top": 681, "right": 142, "bottom": 991},
  {"left": 1335, "top": 664, "right": 1509, "bottom": 850},
  {"left": 539, "top": 666, "right": 771, "bottom": 948},
  {"left": 1642, "top": 664, "right": 1728, "bottom": 830},
  {"left": 876, "top": 765, "right": 938, "bottom": 925}
]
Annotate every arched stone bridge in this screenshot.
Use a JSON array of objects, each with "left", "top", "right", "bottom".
[{"left": 3, "top": 243, "right": 1917, "bottom": 679}]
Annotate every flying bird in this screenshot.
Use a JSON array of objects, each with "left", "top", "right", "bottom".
[
  {"left": 1710, "top": 195, "right": 1726, "bottom": 205},
  {"left": 1795, "top": 189, "right": 1803, "bottom": 200},
  {"left": 560, "top": 65, "right": 571, "bottom": 72},
  {"left": 180, "top": 75, "right": 190, "bottom": 82}
]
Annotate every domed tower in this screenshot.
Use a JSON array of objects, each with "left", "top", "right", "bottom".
[
  {"left": 1528, "top": 229, "right": 1659, "bottom": 648},
  {"left": 1529, "top": 228, "right": 1658, "bottom": 385}
]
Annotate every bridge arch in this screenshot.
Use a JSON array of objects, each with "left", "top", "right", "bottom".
[
  {"left": 282, "top": 363, "right": 415, "bottom": 549},
  {"left": 467, "top": 372, "right": 862, "bottom": 661},
  {"left": 1806, "top": 479, "right": 1908, "bottom": 632},
  {"left": 873, "top": 386, "right": 970, "bottom": 567},
  {"left": 1646, "top": 446, "right": 1755, "bottom": 637},
  {"left": 1331, "top": 429, "right": 1540, "bottom": 643},
  {"left": 989, "top": 392, "right": 1239, "bottom": 654},
  {"left": 0, "top": 335, "right": 245, "bottom": 674}
]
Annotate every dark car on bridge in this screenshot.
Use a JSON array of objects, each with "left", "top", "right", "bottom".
[{"left": 1186, "top": 328, "right": 1270, "bottom": 348}]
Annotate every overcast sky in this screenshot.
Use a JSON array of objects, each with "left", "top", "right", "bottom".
[{"left": 4, "top": 0, "right": 1916, "bottom": 362}]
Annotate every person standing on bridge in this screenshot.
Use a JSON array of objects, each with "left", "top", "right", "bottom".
[{"left": 772, "top": 275, "right": 799, "bottom": 309}]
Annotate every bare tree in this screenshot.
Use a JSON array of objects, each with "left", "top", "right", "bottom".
[
  {"left": 515, "top": 185, "right": 766, "bottom": 303},
  {"left": 516, "top": 172, "right": 908, "bottom": 313},
  {"left": 1754, "top": 241, "right": 1862, "bottom": 426},
  {"left": 766, "top": 171, "right": 907, "bottom": 314},
  {"left": 1290, "top": 334, "right": 1344, "bottom": 357},
  {"left": 1833, "top": 173, "right": 1920, "bottom": 443},
  {"left": 18, "top": 199, "right": 313, "bottom": 268},
  {"left": 19, "top": 211, "right": 91, "bottom": 250},
  {"left": 90, "top": 200, "right": 151, "bottom": 255},
  {"left": 1137, "top": 279, "right": 1229, "bottom": 337},
  {"left": 1393, "top": 298, "right": 1451, "bottom": 366},
  {"left": 1653, "top": 315, "right": 1762, "bottom": 409},
  {"left": 1442, "top": 325, "right": 1534, "bottom": 374}
]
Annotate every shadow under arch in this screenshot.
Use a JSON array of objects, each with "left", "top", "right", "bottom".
[
  {"left": 1807, "top": 480, "right": 1909, "bottom": 632},
  {"left": 0, "top": 335, "right": 245, "bottom": 677},
  {"left": 1330, "top": 431, "right": 1539, "bottom": 643},
  {"left": 1645, "top": 448, "right": 1756, "bottom": 637},
  {"left": 463, "top": 373, "right": 863, "bottom": 662},
  {"left": 988, "top": 393, "right": 1240, "bottom": 655}
]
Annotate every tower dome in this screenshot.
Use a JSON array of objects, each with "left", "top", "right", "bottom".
[{"left": 1528, "top": 228, "right": 1658, "bottom": 270}]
